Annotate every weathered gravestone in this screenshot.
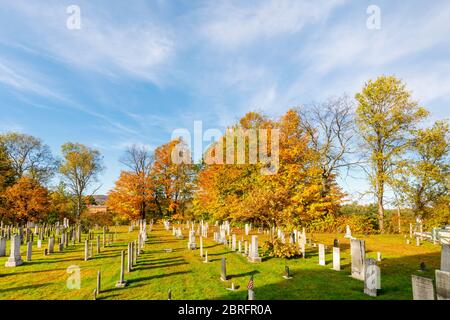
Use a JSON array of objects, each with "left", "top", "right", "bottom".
[
  {"left": 0, "top": 236, "right": 6, "bottom": 256},
  {"left": 318, "top": 244, "right": 326, "bottom": 266},
  {"left": 441, "top": 244, "right": 450, "bottom": 272},
  {"left": 26, "top": 241, "right": 32, "bottom": 261},
  {"left": 435, "top": 270, "right": 450, "bottom": 300},
  {"left": 84, "top": 240, "right": 89, "bottom": 261},
  {"left": 48, "top": 236, "right": 55, "bottom": 254},
  {"left": 5, "top": 234, "right": 23, "bottom": 267},
  {"left": 97, "top": 270, "right": 101, "bottom": 294},
  {"left": 411, "top": 275, "right": 435, "bottom": 300},
  {"left": 351, "top": 239, "right": 366, "bottom": 281},
  {"left": 187, "top": 230, "right": 196, "bottom": 250},
  {"left": 220, "top": 257, "right": 228, "bottom": 281},
  {"left": 363, "top": 258, "right": 381, "bottom": 297},
  {"left": 115, "top": 250, "right": 127, "bottom": 288},
  {"left": 332, "top": 247, "right": 340, "bottom": 271},
  {"left": 283, "top": 266, "right": 292, "bottom": 279},
  {"left": 248, "top": 235, "right": 262, "bottom": 263},
  {"left": 333, "top": 239, "right": 339, "bottom": 248}
]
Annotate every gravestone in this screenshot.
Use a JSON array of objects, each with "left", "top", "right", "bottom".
[
  {"left": 377, "top": 252, "right": 382, "bottom": 262},
  {"left": 333, "top": 239, "right": 339, "bottom": 248},
  {"left": 416, "top": 237, "right": 421, "bottom": 246},
  {"left": 5, "top": 235, "right": 23, "bottom": 267},
  {"left": 364, "top": 258, "right": 381, "bottom": 296},
  {"left": 441, "top": 244, "right": 450, "bottom": 272},
  {"left": 58, "top": 243, "right": 64, "bottom": 252},
  {"left": 318, "top": 244, "right": 325, "bottom": 266},
  {"left": 243, "top": 240, "right": 248, "bottom": 256},
  {"left": 187, "top": 230, "right": 196, "bottom": 250},
  {"left": 419, "top": 262, "right": 427, "bottom": 272},
  {"left": 411, "top": 275, "right": 435, "bottom": 300},
  {"left": 199, "top": 236, "right": 203, "bottom": 257},
  {"left": 26, "top": 241, "right": 32, "bottom": 261},
  {"left": 344, "top": 225, "right": 352, "bottom": 238},
  {"left": 84, "top": 240, "right": 89, "bottom": 261},
  {"left": 248, "top": 235, "right": 262, "bottom": 263},
  {"left": 48, "top": 237, "right": 55, "bottom": 254},
  {"left": 115, "top": 250, "right": 127, "bottom": 287},
  {"left": 203, "top": 250, "right": 208, "bottom": 263},
  {"left": 238, "top": 240, "right": 242, "bottom": 253},
  {"left": 232, "top": 234, "right": 236, "bottom": 251},
  {"left": 283, "top": 266, "right": 292, "bottom": 279},
  {"left": 332, "top": 247, "right": 340, "bottom": 271},
  {"left": 0, "top": 236, "right": 6, "bottom": 256},
  {"left": 220, "top": 257, "right": 228, "bottom": 281},
  {"left": 97, "top": 270, "right": 101, "bottom": 293},
  {"left": 96, "top": 235, "right": 100, "bottom": 254},
  {"left": 435, "top": 270, "right": 450, "bottom": 300},
  {"left": 351, "top": 239, "right": 366, "bottom": 281},
  {"left": 37, "top": 239, "right": 42, "bottom": 248}
]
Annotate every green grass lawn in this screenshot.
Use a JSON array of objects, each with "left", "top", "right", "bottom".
[{"left": 0, "top": 224, "right": 442, "bottom": 300}]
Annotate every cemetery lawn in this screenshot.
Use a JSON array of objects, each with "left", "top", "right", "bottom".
[{"left": 0, "top": 225, "right": 441, "bottom": 300}]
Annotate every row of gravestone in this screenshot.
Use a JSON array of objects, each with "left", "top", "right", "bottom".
[{"left": 412, "top": 244, "right": 450, "bottom": 300}]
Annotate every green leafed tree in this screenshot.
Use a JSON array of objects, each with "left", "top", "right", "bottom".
[
  {"left": 355, "top": 75, "right": 429, "bottom": 233},
  {"left": 396, "top": 120, "right": 450, "bottom": 219},
  {"left": 0, "top": 132, "right": 58, "bottom": 185},
  {"left": 59, "top": 142, "right": 104, "bottom": 220}
]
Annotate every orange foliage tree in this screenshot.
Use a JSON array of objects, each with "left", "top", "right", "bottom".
[
  {"left": 3, "top": 176, "right": 50, "bottom": 223},
  {"left": 193, "top": 110, "right": 343, "bottom": 230},
  {"left": 107, "top": 171, "right": 156, "bottom": 221}
]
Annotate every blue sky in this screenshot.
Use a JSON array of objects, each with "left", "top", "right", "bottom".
[{"left": 1, "top": 0, "right": 449, "bottom": 202}]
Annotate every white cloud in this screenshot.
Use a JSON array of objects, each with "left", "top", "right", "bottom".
[
  {"left": 1, "top": 1, "right": 174, "bottom": 85},
  {"left": 200, "top": 0, "right": 347, "bottom": 50}
]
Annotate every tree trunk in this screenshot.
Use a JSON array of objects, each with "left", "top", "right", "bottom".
[{"left": 377, "top": 182, "right": 385, "bottom": 233}]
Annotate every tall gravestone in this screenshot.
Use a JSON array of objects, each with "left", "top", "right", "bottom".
[
  {"left": 115, "top": 250, "right": 127, "bottom": 287},
  {"left": 435, "top": 270, "right": 450, "bottom": 300},
  {"left": 441, "top": 244, "right": 450, "bottom": 272},
  {"left": 48, "top": 237, "right": 55, "bottom": 254},
  {"left": 351, "top": 239, "right": 366, "bottom": 281},
  {"left": 248, "top": 235, "right": 262, "bottom": 263},
  {"left": 318, "top": 244, "right": 325, "bottom": 266},
  {"left": 364, "top": 258, "right": 381, "bottom": 297},
  {"left": 26, "top": 241, "right": 32, "bottom": 261},
  {"left": 332, "top": 247, "right": 340, "bottom": 271},
  {"left": 412, "top": 275, "right": 435, "bottom": 300},
  {"left": 220, "top": 257, "right": 228, "bottom": 281},
  {"left": 0, "top": 236, "right": 6, "bottom": 256},
  {"left": 5, "top": 234, "right": 23, "bottom": 267}
]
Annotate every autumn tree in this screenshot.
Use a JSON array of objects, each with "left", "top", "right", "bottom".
[
  {"left": 355, "top": 76, "right": 429, "bottom": 233},
  {"left": 48, "top": 182, "right": 77, "bottom": 223},
  {"left": 194, "top": 110, "right": 343, "bottom": 229},
  {"left": 3, "top": 177, "right": 50, "bottom": 223},
  {"left": 152, "top": 138, "right": 197, "bottom": 219},
  {"left": 107, "top": 171, "right": 156, "bottom": 221},
  {"left": 59, "top": 143, "right": 104, "bottom": 220},
  {"left": 0, "top": 132, "right": 58, "bottom": 184},
  {"left": 119, "top": 144, "right": 153, "bottom": 219}
]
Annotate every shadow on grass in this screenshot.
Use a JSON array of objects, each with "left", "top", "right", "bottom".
[
  {"left": 0, "top": 283, "right": 51, "bottom": 293},
  {"left": 209, "top": 250, "right": 442, "bottom": 300}
]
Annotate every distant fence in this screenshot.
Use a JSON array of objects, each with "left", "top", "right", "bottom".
[{"left": 414, "top": 226, "right": 450, "bottom": 244}]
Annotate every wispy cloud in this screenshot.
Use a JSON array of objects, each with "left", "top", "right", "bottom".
[
  {"left": 200, "top": 0, "right": 347, "bottom": 50},
  {"left": 1, "top": 1, "right": 175, "bottom": 85}
]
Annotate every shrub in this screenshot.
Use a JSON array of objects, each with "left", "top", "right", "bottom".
[{"left": 262, "top": 238, "right": 300, "bottom": 258}]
